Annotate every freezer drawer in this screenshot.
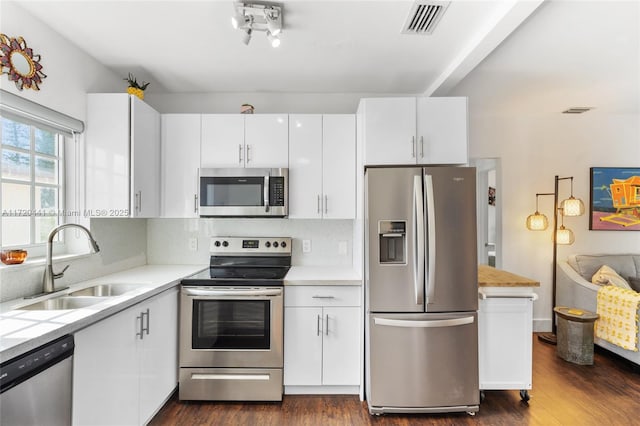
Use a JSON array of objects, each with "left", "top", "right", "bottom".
[{"left": 366, "top": 312, "right": 479, "bottom": 414}]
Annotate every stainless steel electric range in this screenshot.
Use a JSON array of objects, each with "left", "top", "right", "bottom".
[{"left": 178, "top": 237, "right": 291, "bottom": 401}]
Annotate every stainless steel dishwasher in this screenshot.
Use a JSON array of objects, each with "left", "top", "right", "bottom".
[{"left": 1, "top": 335, "right": 74, "bottom": 426}]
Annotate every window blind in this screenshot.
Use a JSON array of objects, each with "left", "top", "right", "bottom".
[{"left": 0, "top": 89, "right": 84, "bottom": 136}]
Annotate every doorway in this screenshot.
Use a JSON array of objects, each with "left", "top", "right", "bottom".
[{"left": 470, "top": 158, "right": 501, "bottom": 269}]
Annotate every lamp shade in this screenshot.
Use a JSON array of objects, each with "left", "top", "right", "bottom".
[
  {"left": 556, "top": 225, "right": 575, "bottom": 245},
  {"left": 526, "top": 211, "right": 549, "bottom": 230},
  {"left": 562, "top": 196, "right": 585, "bottom": 216}
]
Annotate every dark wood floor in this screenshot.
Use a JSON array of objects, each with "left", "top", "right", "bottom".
[{"left": 150, "top": 334, "right": 640, "bottom": 425}]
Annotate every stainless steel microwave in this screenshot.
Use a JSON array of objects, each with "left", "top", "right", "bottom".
[{"left": 198, "top": 168, "right": 288, "bottom": 217}]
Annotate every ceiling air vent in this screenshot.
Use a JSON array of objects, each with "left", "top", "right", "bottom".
[
  {"left": 402, "top": 1, "right": 450, "bottom": 35},
  {"left": 562, "top": 107, "right": 594, "bottom": 114}
]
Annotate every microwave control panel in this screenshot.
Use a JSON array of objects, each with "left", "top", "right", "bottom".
[{"left": 269, "top": 177, "right": 286, "bottom": 206}]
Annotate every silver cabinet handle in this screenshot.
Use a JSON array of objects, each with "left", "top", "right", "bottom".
[
  {"left": 411, "top": 136, "right": 416, "bottom": 158},
  {"left": 312, "top": 295, "right": 335, "bottom": 299},
  {"left": 238, "top": 144, "right": 243, "bottom": 164},
  {"left": 136, "top": 311, "right": 144, "bottom": 340},
  {"left": 317, "top": 314, "right": 321, "bottom": 336},
  {"left": 139, "top": 191, "right": 142, "bottom": 211},
  {"left": 246, "top": 144, "right": 251, "bottom": 163},
  {"left": 134, "top": 191, "right": 140, "bottom": 213},
  {"left": 317, "top": 195, "right": 321, "bottom": 214},
  {"left": 194, "top": 194, "right": 198, "bottom": 213},
  {"left": 420, "top": 136, "right": 424, "bottom": 158},
  {"left": 324, "top": 195, "right": 328, "bottom": 214},
  {"left": 143, "top": 308, "right": 150, "bottom": 336},
  {"left": 478, "top": 290, "right": 539, "bottom": 301},
  {"left": 325, "top": 314, "right": 329, "bottom": 336}
]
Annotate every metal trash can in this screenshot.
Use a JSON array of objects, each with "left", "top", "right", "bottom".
[{"left": 554, "top": 307, "right": 599, "bottom": 365}]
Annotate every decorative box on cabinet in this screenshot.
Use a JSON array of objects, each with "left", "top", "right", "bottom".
[
  {"left": 85, "top": 93, "right": 160, "bottom": 218},
  {"left": 73, "top": 288, "right": 179, "bottom": 426},
  {"left": 284, "top": 285, "right": 361, "bottom": 394},
  {"left": 357, "top": 97, "right": 468, "bottom": 166},
  {"left": 201, "top": 114, "right": 288, "bottom": 168},
  {"left": 161, "top": 114, "right": 201, "bottom": 217},
  {"left": 288, "top": 114, "right": 356, "bottom": 219}
]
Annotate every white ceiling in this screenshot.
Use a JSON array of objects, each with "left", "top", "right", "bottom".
[{"left": 14, "top": 0, "right": 543, "bottom": 95}]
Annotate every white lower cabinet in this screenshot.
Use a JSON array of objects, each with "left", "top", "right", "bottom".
[
  {"left": 478, "top": 290, "right": 536, "bottom": 400},
  {"left": 284, "top": 286, "right": 361, "bottom": 394},
  {"left": 73, "top": 288, "right": 178, "bottom": 426}
]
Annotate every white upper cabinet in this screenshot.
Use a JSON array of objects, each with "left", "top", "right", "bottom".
[
  {"left": 359, "top": 97, "right": 468, "bottom": 166},
  {"left": 201, "top": 114, "right": 288, "bottom": 168},
  {"left": 288, "top": 114, "right": 355, "bottom": 219},
  {"left": 161, "top": 114, "right": 201, "bottom": 218},
  {"left": 85, "top": 94, "right": 160, "bottom": 217},
  {"left": 416, "top": 97, "right": 468, "bottom": 165}
]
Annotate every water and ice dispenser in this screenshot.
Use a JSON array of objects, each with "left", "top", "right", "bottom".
[{"left": 378, "top": 220, "right": 406, "bottom": 264}]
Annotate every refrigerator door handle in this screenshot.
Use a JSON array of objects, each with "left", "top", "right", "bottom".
[
  {"left": 413, "top": 175, "right": 425, "bottom": 306},
  {"left": 374, "top": 316, "right": 474, "bottom": 328},
  {"left": 424, "top": 173, "right": 436, "bottom": 304}
]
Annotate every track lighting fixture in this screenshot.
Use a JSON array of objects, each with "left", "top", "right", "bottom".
[{"left": 231, "top": 2, "right": 283, "bottom": 47}]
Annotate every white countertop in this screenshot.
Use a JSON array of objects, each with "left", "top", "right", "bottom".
[
  {"left": 285, "top": 266, "right": 362, "bottom": 286},
  {"left": 0, "top": 264, "right": 206, "bottom": 363}
]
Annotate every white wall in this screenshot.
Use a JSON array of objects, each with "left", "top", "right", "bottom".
[{"left": 0, "top": 3, "right": 148, "bottom": 301}]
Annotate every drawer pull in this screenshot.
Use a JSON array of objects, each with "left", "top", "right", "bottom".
[{"left": 312, "top": 295, "right": 335, "bottom": 299}]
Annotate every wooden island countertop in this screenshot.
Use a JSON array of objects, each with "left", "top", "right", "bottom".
[{"left": 478, "top": 264, "right": 539, "bottom": 287}]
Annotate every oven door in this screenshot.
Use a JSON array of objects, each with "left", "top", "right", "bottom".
[{"left": 180, "top": 286, "right": 283, "bottom": 368}]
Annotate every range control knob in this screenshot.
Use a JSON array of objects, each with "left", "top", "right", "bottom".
[
  {"left": 222, "top": 241, "right": 229, "bottom": 247},
  {"left": 281, "top": 241, "right": 287, "bottom": 248},
  {"left": 265, "top": 241, "right": 271, "bottom": 248},
  {"left": 273, "top": 241, "right": 279, "bottom": 248},
  {"left": 214, "top": 240, "right": 221, "bottom": 247}
]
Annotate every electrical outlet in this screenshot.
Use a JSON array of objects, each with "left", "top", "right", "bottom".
[
  {"left": 302, "top": 239, "right": 311, "bottom": 253},
  {"left": 338, "top": 241, "right": 348, "bottom": 255},
  {"left": 188, "top": 237, "right": 198, "bottom": 251}
]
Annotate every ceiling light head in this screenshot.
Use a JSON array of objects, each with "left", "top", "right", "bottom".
[
  {"left": 231, "top": 11, "right": 245, "bottom": 29},
  {"left": 267, "top": 31, "right": 280, "bottom": 48},
  {"left": 266, "top": 9, "right": 282, "bottom": 36},
  {"left": 241, "top": 28, "right": 252, "bottom": 46}
]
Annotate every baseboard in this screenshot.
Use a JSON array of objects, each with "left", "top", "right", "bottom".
[
  {"left": 284, "top": 385, "right": 359, "bottom": 395},
  {"left": 533, "top": 318, "right": 552, "bottom": 332}
]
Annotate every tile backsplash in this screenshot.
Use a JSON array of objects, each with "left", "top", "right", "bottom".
[{"left": 146, "top": 218, "right": 354, "bottom": 266}]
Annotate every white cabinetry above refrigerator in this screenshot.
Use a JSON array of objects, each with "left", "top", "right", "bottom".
[
  {"left": 358, "top": 97, "right": 468, "bottom": 166},
  {"left": 288, "top": 114, "right": 356, "bottom": 219},
  {"left": 201, "top": 114, "right": 288, "bottom": 168},
  {"left": 85, "top": 94, "right": 160, "bottom": 218}
]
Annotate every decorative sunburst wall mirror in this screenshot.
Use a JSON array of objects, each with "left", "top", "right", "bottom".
[{"left": 0, "top": 34, "right": 46, "bottom": 91}]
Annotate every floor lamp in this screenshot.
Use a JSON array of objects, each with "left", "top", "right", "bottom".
[{"left": 526, "top": 175, "right": 585, "bottom": 345}]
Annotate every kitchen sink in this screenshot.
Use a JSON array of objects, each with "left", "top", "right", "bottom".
[
  {"left": 68, "top": 283, "right": 142, "bottom": 297},
  {"left": 21, "top": 296, "right": 109, "bottom": 311}
]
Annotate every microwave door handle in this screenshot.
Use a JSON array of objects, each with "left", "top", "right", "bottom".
[{"left": 264, "top": 175, "right": 270, "bottom": 212}]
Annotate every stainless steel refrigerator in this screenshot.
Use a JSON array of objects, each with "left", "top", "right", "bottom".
[{"left": 365, "top": 166, "right": 479, "bottom": 415}]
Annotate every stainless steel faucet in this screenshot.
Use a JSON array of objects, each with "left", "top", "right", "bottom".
[{"left": 37, "top": 224, "right": 100, "bottom": 297}]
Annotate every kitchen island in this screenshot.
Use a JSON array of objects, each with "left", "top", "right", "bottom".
[{"left": 477, "top": 264, "right": 539, "bottom": 402}]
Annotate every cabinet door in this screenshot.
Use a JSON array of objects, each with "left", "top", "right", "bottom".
[
  {"left": 73, "top": 305, "right": 139, "bottom": 426},
  {"left": 360, "top": 98, "right": 416, "bottom": 166},
  {"left": 201, "top": 114, "right": 245, "bottom": 167},
  {"left": 131, "top": 96, "right": 161, "bottom": 217},
  {"left": 322, "top": 115, "right": 356, "bottom": 219},
  {"left": 85, "top": 93, "right": 130, "bottom": 213},
  {"left": 479, "top": 297, "right": 533, "bottom": 390},
  {"left": 288, "top": 114, "right": 323, "bottom": 219},
  {"left": 161, "top": 114, "right": 200, "bottom": 217},
  {"left": 416, "top": 97, "right": 468, "bottom": 164},
  {"left": 244, "top": 114, "right": 289, "bottom": 168},
  {"left": 283, "top": 306, "right": 323, "bottom": 386},
  {"left": 139, "top": 288, "right": 179, "bottom": 424},
  {"left": 322, "top": 307, "right": 360, "bottom": 386}
]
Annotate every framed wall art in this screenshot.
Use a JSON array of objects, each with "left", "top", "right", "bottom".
[{"left": 589, "top": 167, "right": 640, "bottom": 231}]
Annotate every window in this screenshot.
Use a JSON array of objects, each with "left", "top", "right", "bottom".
[{"left": 1, "top": 117, "right": 64, "bottom": 247}]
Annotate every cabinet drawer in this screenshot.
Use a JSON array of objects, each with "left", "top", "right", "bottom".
[{"left": 285, "top": 286, "right": 361, "bottom": 307}]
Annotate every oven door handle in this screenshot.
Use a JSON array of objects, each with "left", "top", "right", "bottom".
[{"left": 183, "top": 288, "right": 283, "bottom": 297}]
